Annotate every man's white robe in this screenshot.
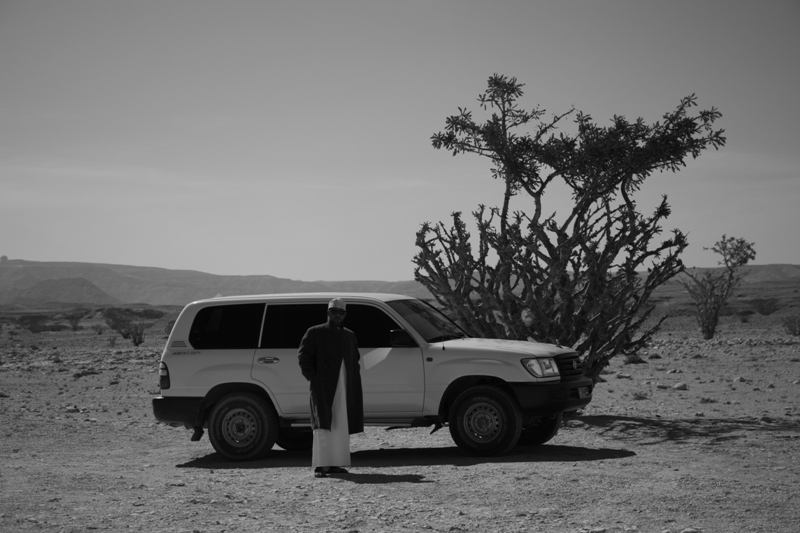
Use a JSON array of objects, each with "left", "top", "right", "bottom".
[{"left": 311, "top": 361, "right": 351, "bottom": 468}]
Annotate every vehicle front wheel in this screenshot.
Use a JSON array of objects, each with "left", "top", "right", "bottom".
[
  {"left": 208, "top": 392, "right": 278, "bottom": 461},
  {"left": 448, "top": 386, "right": 522, "bottom": 456},
  {"left": 276, "top": 427, "right": 313, "bottom": 451},
  {"left": 518, "top": 413, "right": 562, "bottom": 446}
]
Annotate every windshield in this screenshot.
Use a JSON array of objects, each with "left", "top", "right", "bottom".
[{"left": 387, "top": 299, "right": 468, "bottom": 343}]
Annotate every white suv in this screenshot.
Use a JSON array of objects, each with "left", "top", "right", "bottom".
[{"left": 152, "top": 293, "right": 592, "bottom": 461}]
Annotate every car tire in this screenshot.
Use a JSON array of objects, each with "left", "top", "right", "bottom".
[
  {"left": 518, "top": 413, "right": 562, "bottom": 446},
  {"left": 448, "top": 386, "right": 522, "bottom": 456},
  {"left": 276, "top": 428, "right": 313, "bottom": 451},
  {"left": 208, "top": 392, "right": 278, "bottom": 461}
]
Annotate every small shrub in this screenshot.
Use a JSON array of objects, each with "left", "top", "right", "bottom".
[
  {"left": 65, "top": 309, "right": 90, "bottom": 331},
  {"left": 92, "top": 324, "right": 105, "bottom": 335},
  {"left": 108, "top": 335, "right": 117, "bottom": 348},
  {"left": 750, "top": 298, "right": 780, "bottom": 316},
  {"left": 632, "top": 391, "right": 650, "bottom": 401},
  {"left": 165, "top": 319, "right": 176, "bottom": 336},
  {"left": 736, "top": 309, "right": 754, "bottom": 323},
  {"left": 129, "top": 322, "right": 146, "bottom": 347},
  {"left": 17, "top": 315, "right": 49, "bottom": 334},
  {"left": 782, "top": 315, "right": 800, "bottom": 336}
]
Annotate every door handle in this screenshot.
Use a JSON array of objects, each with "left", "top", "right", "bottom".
[{"left": 257, "top": 357, "right": 280, "bottom": 364}]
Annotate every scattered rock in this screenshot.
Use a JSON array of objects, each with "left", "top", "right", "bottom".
[
  {"left": 616, "top": 373, "right": 633, "bottom": 379},
  {"left": 623, "top": 354, "right": 647, "bottom": 364},
  {"left": 733, "top": 376, "right": 747, "bottom": 383},
  {"left": 673, "top": 383, "right": 689, "bottom": 391}
]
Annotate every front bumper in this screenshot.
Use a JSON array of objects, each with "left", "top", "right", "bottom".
[
  {"left": 152, "top": 396, "right": 204, "bottom": 427},
  {"left": 509, "top": 377, "right": 593, "bottom": 417}
]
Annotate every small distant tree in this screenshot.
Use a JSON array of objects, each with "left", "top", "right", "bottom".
[
  {"left": 129, "top": 322, "right": 147, "bottom": 347},
  {"left": 415, "top": 74, "right": 725, "bottom": 381},
  {"left": 17, "top": 315, "right": 49, "bottom": 334},
  {"left": 65, "top": 309, "right": 90, "bottom": 331},
  {"left": 681, "top": 235, "right": 756, "bottom": 339},
  {"left": 749, "top": 298, "right": 779, "bottom": 316},
  {"left": 0, "top": 255, "right": 8, "bottom": 263},
  {"left": 103, "top": 309, "right": 132, "bottom": 338}
]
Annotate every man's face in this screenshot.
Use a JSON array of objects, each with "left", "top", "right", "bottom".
[{"left": 328, "top": 307, "right": 346, "bottom": 327}]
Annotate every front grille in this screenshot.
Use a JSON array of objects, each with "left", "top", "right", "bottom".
[{"left": 555, "top": 353, "right": 584, "bottom": 382}]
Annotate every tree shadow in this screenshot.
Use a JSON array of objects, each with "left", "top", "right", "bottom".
[
  {"left": 177, "top": 443, "right": 634, "bottom": 471},
  {"left": 571, "top": 415, "right": 800, "bottom": 445}
]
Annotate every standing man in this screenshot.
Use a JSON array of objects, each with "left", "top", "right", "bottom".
[{"left": 298, "top": 298, "right": 364, "bottom": 478}]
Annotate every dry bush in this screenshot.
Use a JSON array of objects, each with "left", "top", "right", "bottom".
[
  {"left": 782, "top": 315, "right": 800, "bottom": 336},
  {"left": 750, "top": 298, "right": 780, "bottom": 316}
]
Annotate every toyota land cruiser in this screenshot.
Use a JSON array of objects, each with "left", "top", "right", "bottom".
[{"left": 152, "top": 293, "right": 593, "bottom": 461}]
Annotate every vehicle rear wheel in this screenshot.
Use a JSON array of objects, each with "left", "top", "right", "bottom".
[
  {"left": 276, "top": 427, "right": 313, "bottom": 451},
  {"left": 518, "top": 413, "right": 562, "bottom": 446},
  {"left": 448, "top": 386, "right": 522, "bottom": 456},
  {"left": 208, "top": 392, "right": 278, "bottom": 461}
]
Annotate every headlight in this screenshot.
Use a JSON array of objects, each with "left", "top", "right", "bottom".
[{"left": 522, "top": 358, "right": 560, "bottom": 378}]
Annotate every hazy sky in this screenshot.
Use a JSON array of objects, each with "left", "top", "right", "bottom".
[{"left": 2, "top": 0, "right": 798, "bottom": 281}]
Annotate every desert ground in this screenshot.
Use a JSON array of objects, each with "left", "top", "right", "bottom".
[{"left": 1, "top": 312, "right": 799, "bottom": 533}]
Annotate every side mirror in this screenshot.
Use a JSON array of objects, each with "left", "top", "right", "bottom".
[{"left": 389, "top": 329, "right": 417, "bottom": 348}]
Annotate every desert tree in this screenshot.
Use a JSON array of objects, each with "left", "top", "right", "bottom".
[
  {"left": 129, "top": 322, "right": 147, "bottom": 347},
  {"left": 414, "top": 74, "right": 725, "bottom": 381},
  {"left": 681, "top": 235, "right": 756, "bottom": 339},
  {"left": 65, "top": 309, "right": 90, "bottom": 331}
]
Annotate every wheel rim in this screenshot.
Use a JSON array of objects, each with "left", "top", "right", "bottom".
[
  {"left": 221, "top": 408, "right": 258, "bottom": 448},
  {"left": 463, "top": 402, "right": 501, "bottom": 442}
]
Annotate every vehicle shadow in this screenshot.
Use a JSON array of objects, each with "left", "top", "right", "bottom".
[
  {"left": 177, "top": 443, "right": 635, "bottom": 471},
  {"left": 571, "top": 415, "right": 800, "bottom": 444}
]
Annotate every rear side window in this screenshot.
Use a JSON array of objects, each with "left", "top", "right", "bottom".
[
  {"left": 189, "top": 303, "right": 265, "bottom": 350},
  {"left": 261, "top": 304, "right": 327, "bottom": 349}
]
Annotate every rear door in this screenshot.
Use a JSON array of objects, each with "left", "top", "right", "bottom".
[{"left": 252, "top": 303, "right": 327, "bottom": 415}]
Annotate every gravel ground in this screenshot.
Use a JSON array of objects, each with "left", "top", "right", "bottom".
[{"left": 1, "top": 315, "right": 799, "bottom": 533}]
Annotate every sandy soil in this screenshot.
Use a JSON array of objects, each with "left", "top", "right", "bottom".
[{"left": 1, "top": 315, "right": 799, "bottom": 533}]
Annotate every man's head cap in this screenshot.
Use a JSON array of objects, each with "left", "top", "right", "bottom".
[{"left": 328, "top": 298, "right": 346, "bottom": 311}]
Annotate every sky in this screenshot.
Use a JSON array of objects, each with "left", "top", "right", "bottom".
[{"left": 1, "top": 0, "right": 798, "bottom": 281}]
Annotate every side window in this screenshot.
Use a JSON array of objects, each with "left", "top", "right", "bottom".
[
  {"left": 345, "top": 304, "right": 403, "bottom": 348},
  {"left": 261, "top": 304, "right": 327, "bottom": 349},
  {"left": 189, "top": 303, "right": 265, "bottom": 350}
]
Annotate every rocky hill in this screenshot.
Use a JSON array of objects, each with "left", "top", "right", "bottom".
[
  {"left": 1, "top": 259, "right": 798, "bottom": 310},
  {"left": 0, "top": 260, "right": 431, "bottom": 306}
]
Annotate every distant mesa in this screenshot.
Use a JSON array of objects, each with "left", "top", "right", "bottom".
[
  {"left": 2, "top": 258, "right": 796, "bottom": 308},
  {"left": 0, "top": 259, "right": 431, "bottom": 306},
  {"left": 4, "top": 277, "right": 121, "bottom": 306}
]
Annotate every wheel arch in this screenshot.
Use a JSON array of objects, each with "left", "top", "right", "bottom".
[
  {"left": 198, "top": 382, "right": 276, "bottom": 427},
  {"left": 437, "top": 376, "right": 518, "bottom": 421}
]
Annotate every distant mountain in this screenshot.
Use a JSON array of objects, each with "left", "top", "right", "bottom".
[
  {"left": 1, "top": 259, "right": 797, "bottom": 308},
  {"left": 3, "top": 277, "right": 122, "bottom": 306},
  {"left": 0, "top": 260, "right": 432, "bottom": 306}
]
